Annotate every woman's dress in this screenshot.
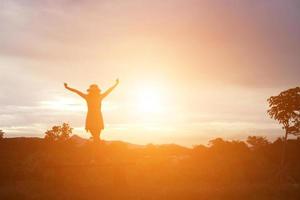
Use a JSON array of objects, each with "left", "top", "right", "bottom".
[{"left": 84, "top": 94, "right": 104, "bottom": 133}]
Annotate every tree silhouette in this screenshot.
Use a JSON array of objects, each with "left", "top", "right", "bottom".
[
  {"left": 246, "top": 136, "right": 269, "bottom": 150},
  {"left": 209, "top": 138, "right": 248, "bottom": 153},
  {"left": 0, "top": 130, "right": 4, "bottom": 140},
  {"left": 44, "top": 123, "right": 73, "bottom": 142},
  {"left": 268, "top": 87, "right": 300, "bottom": 177}
]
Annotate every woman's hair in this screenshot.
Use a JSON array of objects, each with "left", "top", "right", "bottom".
[{"left": 87, "top": 84, "right": 101, "bottom": 95}]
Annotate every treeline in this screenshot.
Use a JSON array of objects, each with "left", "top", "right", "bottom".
[{"left": 0, "top": 136, "right": 300, "bottom": 199}]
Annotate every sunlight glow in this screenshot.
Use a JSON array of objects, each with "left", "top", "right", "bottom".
[
  {"left": 136, "top": 85, "right": 166, "bottom": 114},
  {"left": 40, "top": 98, "right": 85, "bottom": 112}
]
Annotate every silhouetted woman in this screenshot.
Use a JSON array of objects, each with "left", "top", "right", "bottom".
[{"left": 64, "top": 79, "right": 119, "bottom": 143}]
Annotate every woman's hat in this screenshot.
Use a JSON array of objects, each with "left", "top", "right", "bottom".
[{"left": 87, "top": 84, "right": 101, "bottom": 92}]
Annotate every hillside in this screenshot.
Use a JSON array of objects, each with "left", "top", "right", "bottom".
[{"left": 0, "top": 136, "right": 300, "bottom": 199}]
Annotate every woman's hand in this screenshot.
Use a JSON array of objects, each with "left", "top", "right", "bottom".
[
  {"left": 101, "top": 79, "right": 119, "bottom": 98},
  {"left": 64, "top": 83, "right": 86, "bottom": 98}
]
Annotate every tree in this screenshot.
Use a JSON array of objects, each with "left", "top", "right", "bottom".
[
  {"left": 209, "top": 138, "right": 248, "bottom": 152},
  {"left": 209, "top": 138, "right": 226, "bottom": 147},
  {"left": 246, "top": 136, "right": 269, "bottom": 150},
  {"left": 0, "top": 130, "right": 4, "bottom": 140},
  {"left": 45, "top": 123, "right": 73, "bottom": 142},
  {"left": 268, "top": 87, "right": 300, "bottom": 175}
]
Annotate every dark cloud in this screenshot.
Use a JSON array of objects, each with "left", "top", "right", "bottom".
[{"left": 1, "top": 0, "right": 299, "bottom": 87}]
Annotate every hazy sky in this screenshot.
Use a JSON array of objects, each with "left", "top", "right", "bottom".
[{"left": 0, "top": 0, "right": 299, "bottom": 146}]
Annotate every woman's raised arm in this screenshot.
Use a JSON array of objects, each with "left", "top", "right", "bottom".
[
  {"left": 64, "top": 83, "right": 86, "bottom": 99},
  {"left": 102, "top": 79, "right": 119, "bottom": 98}
]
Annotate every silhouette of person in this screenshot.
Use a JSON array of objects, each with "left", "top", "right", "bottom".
[{"left": 64, "top": 79, "right": 119, "bottom": 143}]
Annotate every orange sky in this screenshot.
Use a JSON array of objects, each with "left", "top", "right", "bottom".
[{"left": 0, "top": 0, "right": 299, "bottom": 146}]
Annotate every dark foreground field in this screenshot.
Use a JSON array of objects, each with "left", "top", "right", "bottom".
[{"left": 0, "top": 137, "right": 300, "bottom": 200}]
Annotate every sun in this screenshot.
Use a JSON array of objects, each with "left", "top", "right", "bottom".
[{"left": 136, "top": 86, "right": 165, "bottom": 114}]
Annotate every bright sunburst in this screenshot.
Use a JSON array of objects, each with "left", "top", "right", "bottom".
[{"left": 136, "top": 85, "right": 166, "bottom": 114}]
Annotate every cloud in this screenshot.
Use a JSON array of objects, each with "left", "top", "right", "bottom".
[
  {"left": 1, "top": 0, "right": 299, "bottom": 87},
  {"left": 0, "top": 0, "right": 299, "bottom": 145}
]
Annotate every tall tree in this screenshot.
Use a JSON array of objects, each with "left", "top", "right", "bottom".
[{"left": 268, "top": 87, "right": 300, "bottom": 175}]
